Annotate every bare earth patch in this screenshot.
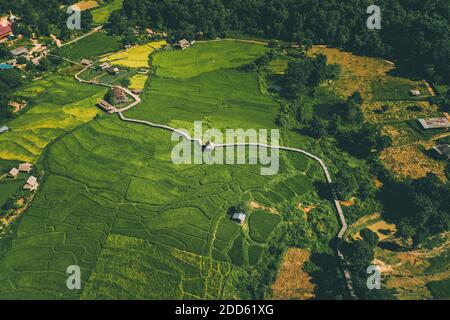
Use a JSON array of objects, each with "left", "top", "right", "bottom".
[
  {"left": 272, "top": 248, "right": 315, "bottom": 300},
  {"left": 340, "top": 197, "right": 355, "bottom": 207},
  {"left": 374, "top": 178, "right": 383, "bottom": 189},
  {"left": 73, "top": 1, "right": 98, "bottom": 11},
  {"left": 374, "top": 233, "right": 450, "bottom": 300},
  {"left": 250, "top": 201, "right": 279, "bottom": 215},
  {"left": 348, "top": 213, "right": 396, "bottom": 241}
]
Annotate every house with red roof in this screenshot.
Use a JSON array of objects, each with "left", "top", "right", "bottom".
[{"left": 0, "top": 21, "right": 12, "bottom": 40}]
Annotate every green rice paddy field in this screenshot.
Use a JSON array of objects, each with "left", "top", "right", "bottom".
[
  {"left": 55, "top": 32, "right": 121, "bottom": 61},
  {"left": 0, "top": 69, "right": 106, "bottom": 162},
  {"left": 91, "top": 0, "right": 124, "bottom": 25},
  {"left": 0, "top": 41, "right": 339, "bottom": 299}
]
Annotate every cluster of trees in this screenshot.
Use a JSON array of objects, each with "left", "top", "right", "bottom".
[
  {"left": 435, "top": 89, "right": 450, "bottom": 112},
  {"left": 343, "top": 229, "right": 396, "bottom": 299},
  {"left": 116, "top": 0, "right": 450, "bottom": 84},
  {"left": 281, "top": 54, "right": 340, "bottom": 99},
  {"left": 0, "top": 44, "right": 12, "bottom": 60},
  {"left": 0, "top": 69, "right": 24, "bottom": 122},
  {"left": 0, "top": 0, "right": 93, "bottom": 40},
  {"left": 379, "top": 174, "right": 450, "bottom": 247}
]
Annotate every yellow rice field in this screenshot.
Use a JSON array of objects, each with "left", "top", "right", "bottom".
[
  {"left": 101, "top": 40, "right": 167, "bottom": 68},
  {"left": 129, "top": 74, "right": 148, "bottom": 90}
]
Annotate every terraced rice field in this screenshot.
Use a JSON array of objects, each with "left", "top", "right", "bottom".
[
  {"left": 0, "top": 179, "right": 25, "bottom": 209},
  {"left": 0, "top": 117, "right": 330, "bottom": 299},
  {"left": 56, "top": 32, "right": 121, "bottom": 61},
  {"left": 128, "top": 42, "right": 276, "bottom": 131},
  {"left": 310, "top": 46, "right": 444, "bottom": 181},
  {"left": 102, "top": 41, "right": 167, "bottom": 68},
  {"left": 91, "top": 0, "right": 124, "bottom": 24},
  {"left": 153, "top": 41, "right": 268, "bottom": 79},
  {"left": 0, "top": 41, "right": 338, "bottom": 299},
  {"left": 129, "top": 74, "right": 149, "bottom": 90},
  {"left": 0, "top": 70, "right": 106, "bottom": 162}
]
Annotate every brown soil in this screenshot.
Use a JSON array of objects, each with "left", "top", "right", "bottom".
[
  {"left": 340, "top": 198, "right": 355, "bottom": 207},
  {"left": 374, "top": 232, "right": 450, "bottom": 300},
  {"left": 380, "top": 145, "right": 446, "bottom": 181},
  {"left": 250, "top": 201, "right": 279, "bottom": 215},
  {"left": 272, "top": 248, "right": 315, "bottom": 300},
  {"left": 374, "top": 179, "right": 383, "bottom": 189}
]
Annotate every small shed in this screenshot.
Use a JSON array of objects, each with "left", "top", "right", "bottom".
[
  {"left": 177, "top": 39, "right": 190, "bottom": 50},
  {"left": 231, "top": 212, "right": 246, "bottom": 225},
  {"left": 10, "top": 46, "right": 28, "bottom": 57},
  {"left": 80, "top": 59, "right": 93, "bottom": 66},
  {"left": 100, "top": 61, "right": 111, "bottom": 70},
  {"left": 109, "top": 67, "right": 120, "bottom": 75},
  {"left": 18, "top": 163, "right": 33, "bottom": 173},
  {"left": 97, "top": 100, "right": 115, "bottom": 113},
  {"left": 8, "top": 167, "right": 19, "bottom": 178},
  {"left": 0, "top": 126, "right": 9, "bottom": 134},
  {"left": 23, "top": 176, "right": 39, "bottom": 191},
  {"left": 418, "top": 118, "right": 450, "bottom": 130},
  {"left": 410, "top": 89, "right": 421, "bottom": 96}
]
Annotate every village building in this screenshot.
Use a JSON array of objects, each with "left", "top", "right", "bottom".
[
  {"left": 10, "top": 46, "right": 28, "bottom": 57},
  {"left": 109, "top": 67, "right": 120, "bottom": 75},
  {"left": 433, "top": 144, "right": 450, "bottom": 160},
  {"left": 410, "top": 89, "right": 421, "bottom": 96},
  {"left": 8, "top": 167, "right": 19, "bottom": 178},
  {"left": 137, "top": 68, "right": 149, "bottom": 75},
  {"left": 0, "top": 126, "right": 9, "bottom": 134},
  {"left": 177, "top": 39, "right": 190, "bottom": 50},
  {"left": 31, "top": 57, "right": 42, "bottom": 65},
  {"left": 203, "top": 141, "right": 215, "bottom": 152},
  {"left": 418, "top": 117, "right": 450, "bottom": 130},
  {"left": 231, "top": 212, "right": 246, "bottom": 225},
  {"left": 8, "top": 101, "right": 27, "bottom": 113},
  {"left": 0, "top": 20, "right": 12, "bottom": 41},
  {"left": 146, "top": 28, "right": 154, "bottom": 35},
  {"left": 18, "top": 163, "right": 33, "bottom": 173},
  {"left": 97, "top": 100, "right": 115, "bottom": 113},
  {"left": 113, "top": 87, "right": 127, "bottom": 104},
  {"left": 100, "top": 61, "right": 111, "bottom": 70},
  {"left": 81, "top": 59, "right": 93, "bottom": 66},
  {"left": 23, "top": 176, "right": 39, "bottom": 191}
]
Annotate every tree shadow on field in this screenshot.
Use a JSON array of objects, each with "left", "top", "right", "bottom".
[
  {"left": 313, "top": 181, "right": 333, "bottom": 201},
  {"left": 304, "top": 252, "right": 349, "bottom": 300}
]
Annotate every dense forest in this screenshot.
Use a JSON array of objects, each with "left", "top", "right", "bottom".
[
  {"left": 0, "top": 69, "right": 23, "bottom": 122},
  {"left": 0, "top": 0, "right": 93, "bottom": 39},
  {"left": 114, "top": 0, "right": 450, "bottom": 83}
]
